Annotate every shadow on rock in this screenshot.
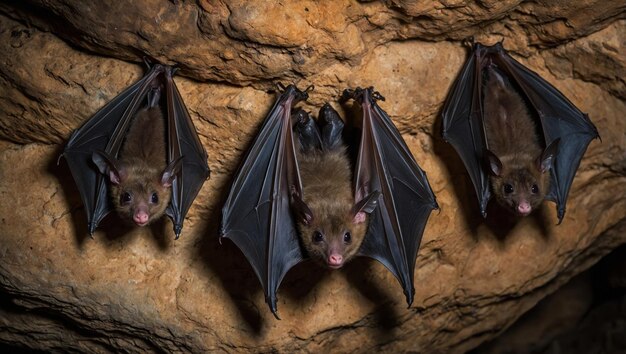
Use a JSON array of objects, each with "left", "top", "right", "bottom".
[{"left": 344, "top": 258, "right": 402, "bottom": 333}]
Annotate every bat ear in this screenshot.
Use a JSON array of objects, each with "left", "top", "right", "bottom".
[
  {"left": 161, "top": 156, "right": 183, "bottom": 187},
  {"left": 147, "top": 86, "right": 161, "bottom": 108},
  {"left": 488, "top": 67, "right": 507, "bottom": 88},
  {"left": 485, "top": 150, "right": 503, "bottom": 176},
  {"left": 292, "top": 194, "right": 314, "bottom": 225},
  {"left": 92, "top": 151, "right": 124, "bottom": 185},
  {"left": 352, "top": 191, "right": 381, "bottom": 224},
  {"left": 538, "top": 138, "right": 560, "bottom": 173}
]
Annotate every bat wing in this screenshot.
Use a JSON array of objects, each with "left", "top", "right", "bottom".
[
  {"left": 489, "top": 43, "right": 600, "bottom": 222},
  {"left": 221, "top": 85, "right": 309, "bottom": 317},
  {"left": 441, "top": 45, "right": 491, "bottom": 217},
  {"left": 344, "top": 87, "right": 438, "bottom": 307},
  {"left": 163, "top": 67, "right": 210, "bottom": 238},
  {"left": 61, "top": 64, "right": 165, "bottom": 235}
]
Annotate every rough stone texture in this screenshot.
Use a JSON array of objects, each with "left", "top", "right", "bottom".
[
  {"left": 476, "top": 245, "right": 626, "bottom": 353},
  {"left": 0, "top": 1, "right": 624, "bottom": 353}
]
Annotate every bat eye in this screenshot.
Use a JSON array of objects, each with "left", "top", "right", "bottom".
[
  {"left": 312, "top": 231, "right": 324, "bottom": 244},
  {"left": 531, "top": 184, "right": 539, "bottom": 194},
  {"left": 503, "top": 184, "right": 514, "bottom": 194},
  {"left": 343, "top": 232, "right": 352, "bottom": 244},
  {"left": 121, "top": 192, "right": 132, "bottom": 204},
  {"left": 151, "top": 192, "right": 159, "bottom": 204}
]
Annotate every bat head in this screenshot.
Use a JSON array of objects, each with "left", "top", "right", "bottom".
[
  {"left": 486, "top": 141, "right": 557, "bottom": 216},
  {"left": 298, "top": 204, "right": 369, "bottom": 269},
  {"left": 92, "top": 151, "right": 181, "bottom": 227},
  {"left": 296, "top": 191, "right": 378, "bottom": 269}
]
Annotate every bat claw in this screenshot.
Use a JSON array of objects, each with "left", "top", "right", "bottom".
[
  {"left": 339, "top": 88, "right": 356, "bottom": 103},
  {"left": 142, "top": 56, "right": 159, "bottom": 69},
  {"left": 275, "top": 82, "right": 287, "bottom": 92},
  {"left": 371, "top": 90, "right": 385, "bottom": 102},
  {"left": 462, "top": 36, "right": 475, "bottom": 48}
]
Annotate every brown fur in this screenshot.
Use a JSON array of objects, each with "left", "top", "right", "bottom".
[
  {"left": 110, "top": 107, "right": 171, "bottom": 225},
  {"left": 483, "top": 68, "right": 549, "bottom": 215},
  {"left": 296, "top": 147, "right": 366, "bottom": 268}
]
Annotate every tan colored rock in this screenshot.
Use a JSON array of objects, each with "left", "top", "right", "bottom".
[
  {"left": 0, "top": 1, "right": 625, "bottom": 353},
  {"left": 2, "top": 0, "right": 623, "bottom": 86},
  {"left": 545, "top": 20, "right": 626, "bottom": 100}
]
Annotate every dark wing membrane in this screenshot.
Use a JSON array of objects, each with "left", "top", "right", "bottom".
[
  {"left": 62, "top": 65, "right": 164, "bottom": 235},
  {"left": 352, "top": 88, "right": 438, "bottom": 306},
  {"left": 441, "top": 48, "right": 491, "bottom": 217},
  {"left": 164, "top": 68, "right": 210, "bottom": 238},
  {"left": 221, "top": 85, "right": 306, "bottom": 316},
  {"left": 492, "top": 43, "right": 599, "bottom": 221}
]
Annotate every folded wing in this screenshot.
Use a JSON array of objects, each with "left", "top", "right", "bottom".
[
  {"left": 221, "top": 85, "right": 309, "bottom": 317},
  {"left": 344, "top": 87, "right": 438, "bottom": 306}
]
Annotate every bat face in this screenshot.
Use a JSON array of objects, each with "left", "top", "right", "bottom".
[
  {"left": 298, "top": 201, "right": 368, "bottom": 269},
  {"left": 487, "top": 154, "right": 549, "bottom": 216},
  {"left": 110, "top": 163, "right": 173, "bottom": 227}
]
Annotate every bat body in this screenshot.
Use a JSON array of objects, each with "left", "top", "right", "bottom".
[
  {"left": 483, "top": 68, "right": 555, "bottom": 216},
  {"left": 442, "top": 42, "right": 599, "bottom": 222},
  {"left": 222, "top": 85, "right": 437, "bottom": 316},
  {"left": 294, "top": 105, "right": 369, "bottom": 269},
  {"left": 92, "top": 103, "right": 181, "bottom": 227},
  {"left": 62, "top": 62, "right": 209, "bottom": 238}
]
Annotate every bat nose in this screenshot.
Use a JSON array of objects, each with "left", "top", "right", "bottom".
[
  {"left": 134, "top": 212, "right": 149, "bottom": 226},
  {"left": 328, "top": 254, "right": 343, "bottom": 267},
  {"left": 517, "top": 202, "right": 531, "bottom": 215}
]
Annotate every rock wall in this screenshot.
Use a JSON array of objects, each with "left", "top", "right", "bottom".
[{"left": 0, "top": 1, "right": 624, "bottom": 353}]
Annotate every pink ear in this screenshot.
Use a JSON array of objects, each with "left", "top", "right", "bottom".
[
  {"left": 353, "top": 212, "right": 366, "bottom": 224},
  {"left": 161, "top": 157, "right": 183, "bottom": 187},
  {"left": 109, "top": 170, "right": 121, "bottom": 185},
  {"left": 485, "top": 150, "right": 503, "bottom": 176}
]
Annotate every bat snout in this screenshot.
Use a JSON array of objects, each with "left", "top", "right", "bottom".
[
  {"left": 517, "top": 201, "right": 532, "bottom": 216},
  {"left": 327, "top": 254, "right": 344, "bottom": 269},
  {"left": 133, "top": 211, "right": 150, "bottom": 226}
]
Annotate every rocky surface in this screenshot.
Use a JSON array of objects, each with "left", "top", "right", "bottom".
[
  {"left": 475, "top": 245, "right": 626, "bottom": 354},
  {"left": 0, "top": 1, "right": 624, "bottom": 353}
]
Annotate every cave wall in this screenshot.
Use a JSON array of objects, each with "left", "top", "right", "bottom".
[{"left": 0, "top": 1, "right": 624, "bottom": 353}]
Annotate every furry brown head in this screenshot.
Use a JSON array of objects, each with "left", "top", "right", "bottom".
[
  {"left": 297, "top": 195, "right": 369, "bottom": 269},
  {"left": 93, "top": 153, "right": 181, "bottom": 227},
  {"left": 296, "top": 148, "right": 376, "bottom": 268},
  {"left": 486, "top": 141, "right": 558, "bottom": 216}
]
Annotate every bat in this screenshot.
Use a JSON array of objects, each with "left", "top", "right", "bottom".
[
  {"left": 61, "top": 60, "right": 210, "bottom": 238},
  {"left": 441, "top": 42, "right": 599, "bottom": 222},
  {"left": 91, "top": 95, "right": 182, "bottom": 228},
  {"left": 221, "top": 84, "right": 438, "bottom": 317},
  {"left": 292, "top": 104, "right": 376, "bottom": 270}
]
